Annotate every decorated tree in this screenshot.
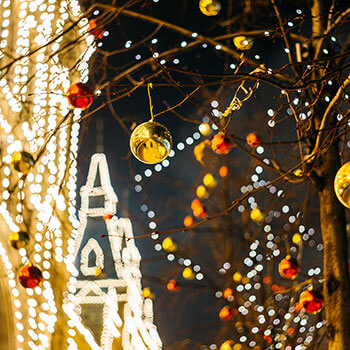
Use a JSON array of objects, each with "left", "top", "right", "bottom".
[
  {"left": 1, "top": 0, "right": 350, "bottom": 350},
  {"left": 74, "top": 1, "right": 349, "bottom": 349}
]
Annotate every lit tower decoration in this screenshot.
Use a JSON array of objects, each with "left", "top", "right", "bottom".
[
  {"left": 64, "top": 153, "right": 162, "bottom": 350},
  {"left": 0, "top": 0, "right": 94, "bottom": 349}
]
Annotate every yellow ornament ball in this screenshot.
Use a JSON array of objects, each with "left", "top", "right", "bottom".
[
  {"left": 130, "top": 121, "right": 172, "bottom": 164},
  {"left": 334, "top": 161, "right": 350, "bottom": 208},
  {"left": 199, "top": 0, "right": 221, "bottom": 16},
  {"left": 11, "top": 151, "right": 34, "bottom": 174},
  {"left": 142, "top": 287, "right": 155, "bottom": 299},
  {"left": 203, "top": 173, "right": 217, "bottom": 188},
  {"left": 220, "top": 340, "right": 234, "bottom": 350},
  {"left": 196, "top": 185, "right": 209, "bottom": 199},
  {"left": 233, "top": 271, "right": 242, "bottom": 282},
  {"left": 292, "top": 233, "right": 302, "bottom": 244},
  {"left": 183, "top": 267, "right": 195, "bottom": 280},
  {"left": 199, "top": 123, "right": 212, "bottom": 136},
  {"left": 162, "top": 237, "right": 177, "bottom": 252},
  {"left": 233, "top": 344, "right": 242, "bottom": 350},
  {"left": 233, "top": 36, "right": 253, "bottom": 50},
  {"left": 250, "top": 208, "right": 265, "bottom": 223}
]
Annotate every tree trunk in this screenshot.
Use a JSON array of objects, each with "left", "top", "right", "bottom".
[{"left": 318, "top": 143, "right": 350, "bottom": 350}]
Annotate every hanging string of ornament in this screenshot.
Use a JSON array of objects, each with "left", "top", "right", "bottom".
[{"left": 221, "top": 65, "right": 266, "bottom": 131}]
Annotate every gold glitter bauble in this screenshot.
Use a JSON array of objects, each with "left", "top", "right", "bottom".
[
  {"left": 11, "top": 151, "right": 34, "bottom": 174},
  {"left": 199, "top": 0, "right": 221, "bottom": 16},
  {"left": 130, "top": 121, "right": 172, "bottom": 164},
  {"left": 334, "top": 161, "right": 350, "bottom": 208},
  {"left": 233, "top": 36, "right": 253, "bottom": 50}
]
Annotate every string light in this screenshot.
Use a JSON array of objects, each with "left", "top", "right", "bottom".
[{"left": 0, "top": 0, "right": 96, "bottom": 348}]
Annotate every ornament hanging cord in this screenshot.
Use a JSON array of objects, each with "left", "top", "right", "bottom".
[
  {"left": 223, "top": 65, "right": 265, "bottom": 118},
  {"left": 148, "top": 82, "right": 154, "bottom": 121}
]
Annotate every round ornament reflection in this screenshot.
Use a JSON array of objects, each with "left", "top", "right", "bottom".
[
  {"left": 334, "top": 161, "right": 350, "bottom": 208},
  {"left": 130, "top": 121, "right": 172, "bottom": 164},
  {"left": 199, "top": 0, "right": 221, "bottom": 16}
]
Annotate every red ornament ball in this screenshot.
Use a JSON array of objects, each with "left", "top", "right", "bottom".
[
  {"left": 219, "top": 306, "right": 232, "bottom": 320},
  {"left": 66, "top": 83, "right": 94, "bottom": 109},
  {"left": 18, "top": 264, "right": 43, "bottom": 289},
  {"left": 211, "top": 134, "right": 232, "bottom": 155},
  {"left": 246, "top": 133, "right": 260, "bottom": 148},
  {"left": 299, "top": 289, "right": 324, "bottom": 314},
  {"left": 278, "top": 256, "right": 300, "bottom": 279},
  {"left": 167, "top": 279, "right": 180, "bottom": 292},
  {"left": 264, "top": 334, "right": 272, "bottom": 344}
]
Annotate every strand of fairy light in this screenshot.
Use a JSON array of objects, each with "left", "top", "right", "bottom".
[
  {"left": 17, "top": 1, "right": 58, "bottom": 348},
  {"left": 61, "top": 6, "right": 97, "bottom": 350},
  {"left": 131, "top": 97, "right": 243, "bottom": 281},
  {"left": 133, "top": 118, "right": 218, "bottom": 283},
  {"left": 0, "top": 1, "right": 34, "bottom": 347},
  {"left": 0, "top": 0, "right": 93, "bottom": 349},
  {"left": 233, "top": 147, "right": 323, "bottom": 349},
  {"left": 230, "top": 107, "right": 325, "bottom": 349},
  {"left": 23, "top": 1, "right": 61, "bottom": 347}
]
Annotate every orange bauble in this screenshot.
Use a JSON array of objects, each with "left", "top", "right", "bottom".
[
  {"left": 191, "top": 199, "right": 207, "bottom": 218},
  {"left": 183, "top": 215, "right": 194, "bottom": 227},
  {"left": 66, "top": 83, "right": 94, "bottom": 109},
  {"left": 278, "top": 256, "right": 300, "bottom": 279},
  {"left": 18, "top": 264, "right": 43, "bottom": 288},
  {"left": 299, "top": 289, "right": 324, "bottom": 314},
  {"left": 223, "top": 288, "right": 233, "bottom": 299},
  {"left": 167, "top": 279, "right": 180, "bottom": 292},
  {"left": 246, "top": 133, "right": 260, "bottom": 148},
  {"left": 103, "top": 213, "right": 113, "bottom": 220},
  {"left": 219, "top": 306, "right": 232, "bottom": 320},
  {"left": 219, "top": 165, "right": 228, "bottom": 177},
  {"left": 211, "top": 134, "right": 232, "bottom": 155}
]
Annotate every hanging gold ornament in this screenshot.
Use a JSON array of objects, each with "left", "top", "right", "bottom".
[
  {"left": 11, "top": 151, "right": 34, "bottom": 174},
  {"left": 130, "top": 121, "right": 172, "bottom": 164},
  {"left": 199, "top": 0, "right": 221, "bottom": 16},
  {"left": 334, "top": 161, "right": 350, "bottom": 208},
  {"left": 233, "top": 36, "right": 253, "bottom": 50},
  {"left": 9, "top": 231, "right": 30, "bottom": 249}
]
